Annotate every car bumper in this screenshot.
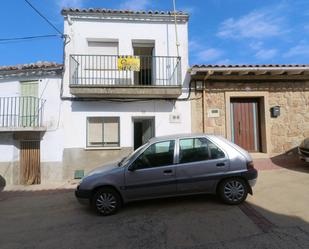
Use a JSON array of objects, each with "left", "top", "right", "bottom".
[
  {"left": 75, "top": 186, "right": 92, "bottom": 205},
  {"left": 241, "top": 168, "right": 258, "bottom": 181},
  {"left": 240, "top": 168, "right": 258, "bottom": 194},
  {"left": 248, "top": 178, "right": 257, "bottom": 187}
]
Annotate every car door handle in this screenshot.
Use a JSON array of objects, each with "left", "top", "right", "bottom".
[
  {"left": 216, "top": 162, "right": 226, "bottom": 167},
  {"left": 163, "top": 169, "right": 173, "bottom": 174}
]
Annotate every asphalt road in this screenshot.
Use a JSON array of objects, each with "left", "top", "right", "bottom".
[{"left": 1, "top": 168, "right": 309, "bottom": 249}]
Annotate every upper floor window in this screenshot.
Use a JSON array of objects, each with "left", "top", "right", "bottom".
[
  {"left": 87, "top": 40, "right": 119, "bottom": 55},
  {"left": 179, "top": 137, "right": 225, "bottom": 164},
  {"left": 87, "top": 117, "right": 120, "bottom": 148}
]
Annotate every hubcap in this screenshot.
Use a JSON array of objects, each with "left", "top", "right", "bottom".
[
  {"left": 96, "top": 193, "right": 117, "bottom": 214},
  {"left": 224, "top": 180, "right": 245, "bottom": 202}
]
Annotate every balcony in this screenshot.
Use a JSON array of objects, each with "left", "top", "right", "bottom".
[
  {"left": 69, "top": 55, "right": 182, "bottom": 98},
  {"left": 0, "top": 96, "right": 46, "bottom": 132}
]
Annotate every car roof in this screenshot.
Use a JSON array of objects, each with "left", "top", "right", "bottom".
[{"left": 148, "top": 133, "right": 218, "bottom": 143}]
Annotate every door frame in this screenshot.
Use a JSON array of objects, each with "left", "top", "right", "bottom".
[
  {"left": 230, "top": 98, "right": 261, "bottom": 152},
  {"left": 132, "top": 116, "right": 155, "bottom": 149},
  {"left": 225, "top": 92, "right": 270, "bottom": 154},
  {"left": 20, "top": 139, "right": 41, "bottom": 185},
  {"left": 132, "top": 41, "right": 155, "bottom": 86}
]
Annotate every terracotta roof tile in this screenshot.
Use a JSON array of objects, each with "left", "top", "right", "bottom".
[
  {"left": 0, "top": 61, "right": 63, "bottom": 72},
  {"left": 61, "top": 8, "right": 189, "bottom": 17},
  {"left": 191, "top": 64, "right": 309, "bottom": 68}
]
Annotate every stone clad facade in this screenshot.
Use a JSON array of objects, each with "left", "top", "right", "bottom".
[{"left": 190, "top": 66, "right": 309, "bottom": 155}]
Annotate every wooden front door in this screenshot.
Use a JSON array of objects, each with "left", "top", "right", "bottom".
[
  {"left": 20, "top": 140, "right": 41, "bottom": 185},
  {"left": 230, "top": 98, "right": 261, "bottom": 152}
]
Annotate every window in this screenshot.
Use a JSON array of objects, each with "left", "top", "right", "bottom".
[
  {"left": 132, "top": 140, "right": 175, "bottom": 170},
  {"left": 179, "top": 138, "right": 225, "bottom": 164},
  {"left": 87, "top": 41, "right": 119, "bottom": 55},
  {"left": 87, "top": 117, "right": 120, "bottom": 147}
]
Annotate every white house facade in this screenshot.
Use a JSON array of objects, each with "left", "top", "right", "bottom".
[
  {"left": 0, "top": 63, "right": 63, "bottom": 185},
  {"left": 60, "top": 9, "right": 192, "bottom": 179}
]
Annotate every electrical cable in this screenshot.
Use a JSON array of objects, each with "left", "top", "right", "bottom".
[
  {"left": 0, "top": 35, "right": 62, "bottom": 44},
  {"left": 24, "top": 0, "right": 64, "bottom": 37}
]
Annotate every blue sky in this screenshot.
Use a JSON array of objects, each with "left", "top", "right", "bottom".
[{"left": 1, "top": 0, "right": 308, "bottom": 66}]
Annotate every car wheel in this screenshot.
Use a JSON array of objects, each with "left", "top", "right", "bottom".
[
  {"left": 218, "top": 178, "right": 248, "bottom": 205},
  {"left": 92, "top": 187, "right": 121, "bottom": 216}
]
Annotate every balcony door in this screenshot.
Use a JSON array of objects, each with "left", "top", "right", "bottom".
[
  {"left": 20, "top": 81, "right": 38, "bottom": 127},
  {"left": 133, "top": 44, "right": 154, "bottom": 86}
]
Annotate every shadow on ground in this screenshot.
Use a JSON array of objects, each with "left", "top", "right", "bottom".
[{"left": 270, "top": 147, "right": 309, "bottom": 173}]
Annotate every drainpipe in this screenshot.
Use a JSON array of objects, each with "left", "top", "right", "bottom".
[{"left": 201, "top": 71, "right": 214, "bottom": 133}]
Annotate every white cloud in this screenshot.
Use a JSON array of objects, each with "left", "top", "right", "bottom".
[
  {"left": 57, "top": 0, "right": 86, "bottom": 8},
  {"left": 189, "top": 40, "right": 203, "bottom": 52},
  {"left": 120, "top": 0, "right": 151, "bottom": 10},
  {"left": 215, "top": 58, "right": 232, "bottom": 65},
  {"left": 249, "top": 41, "right": 263, "bottom": 50},
  {"left": 255, "top": 49, "right": 278, "bottom": 60},
  {"left": 197, "top": 48, "right": 224, "bottom": 62},
  {"left": 284, "top": 41, "right": 309, "bottom": 58},
  {"left": 249, "top": 41, "right": 278, "bottom": 60},
  {"left": 217, "top": 8, "right": 285, "bottom": 39},
  {"left": 180, "top": 6, "right": 195, "bottom": 14}
]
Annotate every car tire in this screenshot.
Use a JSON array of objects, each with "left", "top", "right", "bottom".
[
  {"left": 218, "top": 178, "right": 248, "bottom": 205},
  {"left": 92, "top": 187, "right": 122, "bottom": 216}
]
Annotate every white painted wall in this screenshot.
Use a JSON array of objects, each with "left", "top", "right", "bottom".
[
  {"left": 0, "top": 76, "right": 64, "bottom": 163},
  {"left": 63, "top": 15, "right": 190, "bottom": 97},
  {"left": 61, "top": 13, "right": 192, "bottom": 149},
  {"left": 62, "top": 99, "right": 191, "bottom": 149}
]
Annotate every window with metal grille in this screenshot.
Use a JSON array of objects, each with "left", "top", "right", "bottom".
[{"left": 87, "top": 117, "right": 120, "bottom": 147}]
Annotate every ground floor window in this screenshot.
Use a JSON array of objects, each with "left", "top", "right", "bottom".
[{"left": 87, "top": 117, "right": 120, "bottom": 147}]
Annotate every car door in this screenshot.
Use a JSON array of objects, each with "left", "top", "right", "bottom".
[
  {"left": 124, "top": 140, "right": 177, "bottom": 200},
  {"left": 175, "top": 136, "right": 229, "bottom": 194}
]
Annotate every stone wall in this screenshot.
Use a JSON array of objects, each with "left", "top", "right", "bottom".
[
  {"left": 191, "top": 91, "right": 226, "bottom": 136},
  {"left": 191, "top": 81, "right": 309, "bottom": 154},
  {"left": 269, "top": 90, "right": 309, "bottom": 153}
]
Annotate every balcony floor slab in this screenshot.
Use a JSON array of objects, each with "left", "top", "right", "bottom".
[
  {"left": 0, "top": 127, "right": 46, "bottom": 132},
  {"left": 69, "top": 85, "right": 182, "bottom": 99}
]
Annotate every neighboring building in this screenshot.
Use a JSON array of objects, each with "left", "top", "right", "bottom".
[
  {"left": 190, "top": 65, "right": 309, "bottom": 155},
  {"left": 60, "top": 9, "right": 191, "bottom": 178},
  {"left": 0, "top": 62, "right": 63, "bottom": 184}
]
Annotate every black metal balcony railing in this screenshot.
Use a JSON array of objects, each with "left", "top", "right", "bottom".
[
  {"left": 0, "top": 96, "right": 45, "bottom": 129},
  {"left": 70, "top": 55, "right": 181, "bottom": 86}
]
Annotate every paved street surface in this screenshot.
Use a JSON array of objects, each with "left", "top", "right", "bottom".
[{"left": 1, "top": 166, "right": 309, "bottom": 249}]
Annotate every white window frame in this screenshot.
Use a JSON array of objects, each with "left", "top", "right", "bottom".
[{"left": 86, "top": 117, "right": 120, "bottom": 149}]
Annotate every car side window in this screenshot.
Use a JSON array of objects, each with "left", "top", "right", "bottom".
[
  {"left": 131, "top": 140, "right": 175, "bottom": 170},
  {"left": 179, "top": 138, "right": 225, "bottom": 164},
  {"left": 208, "top": 140, "right": 225, "bottom": 159}
]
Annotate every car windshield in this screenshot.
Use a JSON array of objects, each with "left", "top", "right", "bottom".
[{"left": 118, "top": 143, "right": 148, "bottom": 167}]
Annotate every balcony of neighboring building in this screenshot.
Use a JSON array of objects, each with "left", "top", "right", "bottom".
[
  {"left": 0, "top": 96, "right": 46, "bottom": 132},
  {"left": 69, "top": 54, "right": 182, "bottom": 98}
]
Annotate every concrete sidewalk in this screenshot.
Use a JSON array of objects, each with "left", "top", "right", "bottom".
[{"left": 0, "top": 179, "right": 79, "bottom": 199}]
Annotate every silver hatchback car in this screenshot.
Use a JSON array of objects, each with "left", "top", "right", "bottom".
[{"left": 75, "top": 134, "right": 258, "bottom": 215}]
